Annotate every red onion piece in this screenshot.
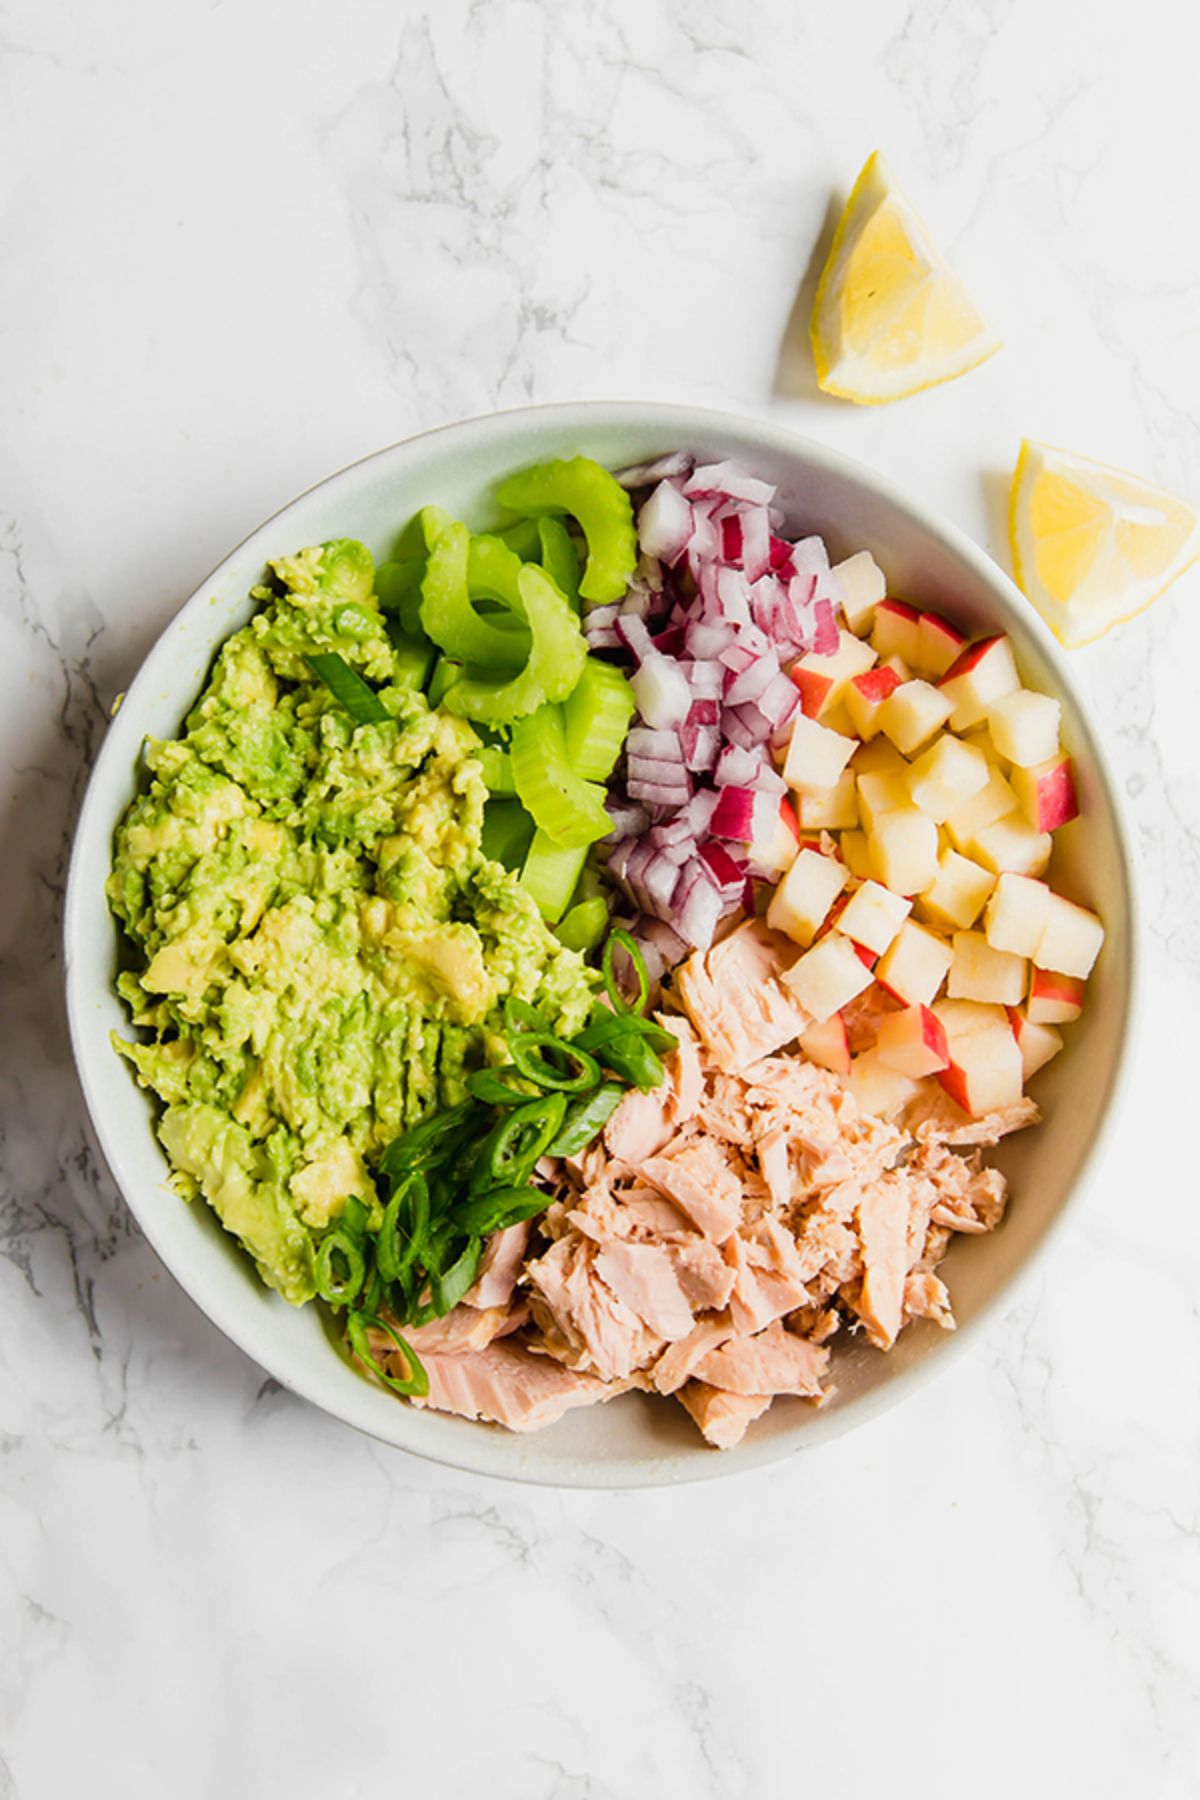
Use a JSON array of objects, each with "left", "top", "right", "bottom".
[
  {"left": 637, "top": 480, "right": 694, "bottom": 566},
  {"left": 684, "top": 462, "right": 777, "bottom": 507}
]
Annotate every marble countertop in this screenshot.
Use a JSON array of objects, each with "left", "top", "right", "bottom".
[{"left": 3, "top": 1, "right": 1198, "bottom": 1793}]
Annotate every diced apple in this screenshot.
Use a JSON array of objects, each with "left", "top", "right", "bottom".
[
  {"left": 796, "top": 770, "right": 859, "bottom": 831},
  {"left": 938, "top": 635, "right": 1020, "bottom": 731},
  {"left": 987, "top": 689, "right": 1061, "bottom": 767},
  {"left": 781, "top": 934, "right": 873, "bottom": 1022},
  {"left": 867, "top": 807, "right": 940, "bottom": 896},
  {"left": 875, "top": 1004, "right": 951, "bottom": 1077},
  {"left": 1011, "top": 753, "right": 1080, "bottom": 832},
  {"left": 833, "top": 550, "right": 886, "bottom": 635},
  {"left": 823, "top": 701, "right": 859, "bottom": 740},
  {"left": 844, "top": 665, "right": 902, "bottom": 740},
  {"left": 918, "top": 848, "right": 995, "bottom": 931},
  {"left": 870, "top": 598, "right": 923, "bottom": 665},
  {"left": 876, "top": 920, "right": 953, "bottom": 1007},
  {"left": 983, "top": 872, "right": 1052, "bottom": 958},
  {"left": 1006, "top": 1008, "right": 1064, "bottom": 1080},
  {"left": 765, "top": 845, "right": 850, "bottom": 947},
  {"left": 947, "top": 930, "right": 1027, "bottom": 1005},
  {"left": 907, "top": 733, "right": 990, "bottom": 822},
  {"left": 915, "top": 609, "right": 968, "bottom": 678},
  {"left": 932, "top": 998, "right": 1011, "bottom": 1045},
  {"left": 1034, "top": 893, "right": 1105, "bottom": 978},
  {"left": 971, "top": 815, "right": 1053, "bottom": 878},
  {"left": 936, "top": 1027, "right": 1024, "bottom": 1117},
  {"left": 839, "top": 829, "right": 873, "bottom": 880},
  {"left": 879, "top": 679, "right": 955, "bottom": 756},
  {"left": 799, "top": 1011, "right": 852, "bottom": 1076},
  {"left": 1027, "top": 967, "right": 1085, "bottom": 1024},
  {"left": 847, "top": 1048, "right": 921, "bottom": 1118},
  {"left": 748, "top": 795, "right": 802, "bottom": 877},
  {"left": 944, "top": 766, "right": 1019, "bottom": 853},
  {"left": 790, "top": 630, "right": 877, "bottom": 719},
  {"left": 857, "top": 769, "right": 911, "bottom": 830},
  {"left": 852, "top": 736, "right": 907, "bottom": 775},
  {"left": 783, "top": 713, "right": 858, "bottom": 793},
  {"left": 836, "top": 878, "right": 912, "bottom": 955}
]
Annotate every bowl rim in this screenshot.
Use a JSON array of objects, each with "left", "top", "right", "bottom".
[{"left": 63, "top": 399, "right": 1141, "bottom": 1488}]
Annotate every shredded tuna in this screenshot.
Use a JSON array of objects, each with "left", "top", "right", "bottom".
[
  {"left": 463, "top": 1221, "right": 532, "bottom": 1310},
  {"left": 693, "top": 1320, "right": 830, "bottom": 1397},
  {"left": 410, "top": 1338, "right": 627, "bottom": 1432},
  {"left": 676, "top": 919, "right": 811, "bottom": 1072},
  {"left": 678, "top": 1383, "right": 774, "bottom": 1449}
]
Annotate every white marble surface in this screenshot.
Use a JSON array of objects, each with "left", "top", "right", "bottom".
[{"left": 2, "top": 1, "right": 1198, "bottom": 1793}]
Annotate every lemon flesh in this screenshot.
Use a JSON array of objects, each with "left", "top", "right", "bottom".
[
  {"left": 811, "top": 151, "right": 1000, "bottom": 405},
  {"left": 1010, "top": 439, "right": 1200, "bottom": 648}
]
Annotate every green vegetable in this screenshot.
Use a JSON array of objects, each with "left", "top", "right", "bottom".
[
  {"left": 476, "top": 745, "right": 517, "bottom": 796},
  {"left": 375, "top": 1171, "right": 430, "bottom": 1284},
  {"left": 509, "top": 1032, "right": 601, "bottom": 1093},
  {"left": 562, "top": 659, "right": 636, "bottom": 780},
  {"left": 379, "top": 1102, "right": 477, "bottom": 1180},
  {"left": 375, "top": 558, "right": 427, "bottom": 638},
  {"left": 520, "top": 830, "right": 588, "bottom": 924},
  {"left": 574, "top": 1010, "right": 677, "bottom": 1092},
  {"left": 496, "top": 456, "right": 638, "bottom": 605},
  {"left": 576, "top": 1010, "right": 678, "bottom": 1056},
  {"left": 314, "top": 1226, "right": 366, "bottom": 1307},
  {"left": 467, "top": 533, "right": 529, "bottom": 616},
  {"left": 480, "top": 798, "right": 536, "bottom": 871},
  {"left": 440, "top": 565, "right": 587, "bottom": 725},
  {"left": 510, "top": 704, "right": 613, "bottom": 849},
  {"left": 464, "top": 1066, "right": 536, "bottom": 1106},
  {"left": 503, "top": 995, "right": 550, "bottom": 1035},
  {"left": 602, "top": 928, "right": 651, "bottom": 1016},
  {"left": 498, "top": 517, "right": 542, "bottom": 560},
  {"left": 304, "top": 653, "right": 391, "bottom": 726},
  {"left": 384, "top": 623, "right": 437, "bottom": 691},
  {"left": 546, "top": 1081, "right": 626, "bottom": 1157},
  {"left": 472, "top": 1092, "right": 567, "bottom": 1189},
  {"left": 454, "top": 1186, "right": 551, "bottom": 1236},
  {"left": 347, "top": 1310, "right": 429, "bottom": 1397},
  {"left": 430, "top": 1238, "right": 482, "bottom": 1315},
  {"left": 555, "top": 896, "right": 610, "bottom": 953},
  {"left": 419, "top": 519, "right": 531, "bottom": 670},
  {"left": 427, "top": 654, "right": 464, "bottom": 708},
  {"left": 537, "top": 518, "right": 582, "bottom": 610}
]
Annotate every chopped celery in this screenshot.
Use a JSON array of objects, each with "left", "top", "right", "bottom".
[
  {"left": 520, "top": 830, "right": 588, "bottom": 924},
  {"left": 498, "top": 517, "right": 542, "bottom": 560},
  {"left": 427, "top": 655, "right": 463, "bottom": 708},
  {"left": 510, "top": 704, "right": 613, "bottom": 849},
  {"left": 385, "top": 624, "right": 436, "bottom": 691},
  {"left": 537, "top": 518, "right": 581, "bottom": 611},
  {"left": 496, "top": 457, "right": 638, "bottom": 605},
  {"left": 441, "top": 565, "right": 586, "bottom": 725},
  {"left": 562, "top": 658, "right": 636, "bottom": 780},
  {"left": 555, "top": 896, "right": 610, "bottom": 952},
  {"left": 468, "top": 533, "right": 529, "bottom": 613},
  {"left": 476, "top": 745, "right": 517, "bottom": 795},
  {"left": 375, "top": 557, "right": 425, "bottom": 635},
  {"left": 481, "top": 799, "right": 535, "bottom": 871},
  {"left": 420, "top": 520, "right": 530, "bottom": 670}
]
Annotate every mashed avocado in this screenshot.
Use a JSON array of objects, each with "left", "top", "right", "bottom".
[{"left": 108, "top": 538, "right": 597, "bottom": 1304}]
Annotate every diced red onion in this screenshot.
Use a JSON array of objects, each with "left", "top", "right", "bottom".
[
  {"left": 750, "top": 760, "right": 786, "bottom": 796},
  {"left": 684, "top": 462, "right": 777, "bottom": 507},
  {"left": 714, "top": 743, "right": 761, "bottom": 787},
  {"left": 720, "top": 514, "right": 743, "bottom": 563},
  {"left": 615, "top": 614, "right": 654, "bottom": 662},
  {"left": 698, "top": 840, "right": 747, "bottom": 896},
  {"left": 709, "top": 785, "right": 758, "bottom": 841},
  {"left": 638, "top": 917, "right": 689, "bottom": 967},
  {"left": 627, "top": 726, "right": 682, "bottom": 761},
  {"left": 740, "top": 505, "right": 772, "bottom": 582},
  {"left": 637, "top": 480, "right": 694, "bottom": 566},
  {"left": 681, "top": 657, "right": 724, "bottom": 698},
  {"left": 686, "top": 618, "right": 735, "bottom": 660},
  {"left": 604, "top": 801, "right": 649, "bottom": 841},
  {"left": 630, "top": 651, "right": 691, "bottom": 728},
  {"left": 616, "top": 452, "right": 695, "bottom": 489},
  {"left": 677, "top": 878, "right": 723, "bottom": 951},
  {"left": 756, "top": 669, "right": 802, "bottom": 730},
  {"left": 724, "top": 652, "right": 782, "bottom": 708}
]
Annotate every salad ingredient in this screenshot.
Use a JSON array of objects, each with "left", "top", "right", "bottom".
[
  {"left": 304, "top": 651, "right": 392, "bottom": 725},
  {"left": 509, "top": 706, "right": 613, "bottom": 848},
  {"left": 562, "top": 659, "right": 637, "bottom": 780},
  {"left": 517, "top": 830, "right": 588, "bottom": 923},
  {"left": 419, "top": 517, "right": 531, "bottom": 669},
  {"left": 810, "top": 150, "right": 1001, "bottom": 404},
  {"left": 440, "top": 563, "right": 587, "bottom": 724},
  {"left": 1009, "top": 438, "right": 1200, "bottom": 647},
  {"left": 496, "top": 456, "right": 638, "bottom": 604}
]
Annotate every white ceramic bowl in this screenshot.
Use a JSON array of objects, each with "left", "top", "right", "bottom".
[{"left": 64, "top": 402, "right": 1137, "bottom": 1487}]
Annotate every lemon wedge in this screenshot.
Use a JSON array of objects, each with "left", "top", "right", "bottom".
[
  {"left": 810, "top": 151, "right": 1000, "bottom": 405},
  {"left": 1009, "top": 439, "right": 1200, "bottom": 647}
]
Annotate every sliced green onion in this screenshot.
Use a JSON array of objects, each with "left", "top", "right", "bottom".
[
  {"left": 346, "top": 1310, "right": 429, "bottom": 1397},
  {"left": 473, "top": 1092, "right": 567, "bottom": 1191},
  {"left": 576, "top": 1010, "right": 678, "bottom": 1055},
  {"left": 555, "top": 896, "right": 610, "bottom": 953},
  {"left": 455, "top": 1186, "right": 550, "bottom": 1237},
  {"left": 480, "top": 798, "right": 535, "bottom": 871},
  {"left": 314, "top": 1227, "right": 366, "bottom": 1307},
  {"left": 503, "top": 995, "right": 551, "bottom": 1035},
  {"left": 429, "top": 1238, "right": 482, "bottom": 1316},
  {"left": 379, "top": 1101, "right": 476, "bottom": 1179},
  {"left": 304, "top": 653, "right": 391, "bottom": 726},
  {"left": 341, "top": 1195, "right": 370, "bottom": 1239},
  {"left": 509, "top": 1032, "right": 600, "bottom": 1093},
  {"left": 440, "top": 564, "right": 586, "bottom": 725},
  {"left": 496, "top": 457, "right": 638, "bottom": 605},
  {"left": 510, "top": 703, "right": 613, "bottom": 849},
  {"left": 520, "top": 830, "right": 588, "bottom": 925},
  {"left": 562, "top": 659, "right": 636, "bottom": 781},
  {"left": 546, "top": 1081, "right": 627, "bottom": 1157},
  {"left": 465, "top": 1066, "right": 536, "bottom": 1106},
  {"left": 375, "top": 1171, "right": 429, "bottom": 1285},
  {"left": 602, "top": 928, "right": 651, "bottom": 1016}
]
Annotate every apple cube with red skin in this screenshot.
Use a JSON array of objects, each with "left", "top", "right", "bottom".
[
  {"left": 799, "top": 1011, "right": 852, "bottom": 1076},
  {"left": 919, "top": 848, "right": 995, "bottom": 931},
  {"left": 790, "top": 630, "right": 877, "bottom": 720},
  {"left": 987, "top": 689, "right": 1061, "bottom": 767},
  {"left": 971, "top": 814, "right": 1053, "bottom": 878},
  {"left": 879, "top": 680, "right": 955, "bottom": 756},
  {"left": 933, "top": 998, "right": 1011, "bottom": 1045},
  {"left": 782, "top": 933, "right": 874, "bottom": 1022},
  {"left": 936, "top": 1025, "right": 1024, "bottom": 1117},
  {"left": 1035, "top": 893, "right": 1105, "bottom": 978},
  {"left": 947, "top": 930, "right": 1027, "bottom": 1005},
  {"left": 783, "top": 713, "right": 858, "bottom": 793},
  {"left": 1007, "top": 1007, "right": 1064, "bottom": 1079},
  {"left": 983, "top": 872, "right": 1052, "bottom": 958},
  {"left": 938, "top": 635, "right": 1020, "bottom": 732},
  {"left": 1027, "top": 967, "right": 1085, "bottom": 1024},
  {"left": 766, "top": 845, "right": 849, "bottom": 947},
  {"left": 875, "top": 1004, "right": 951, "bottom": 1077},
  {"left": 847, "top": 1048, "right": 921, "bottom": 1118},
  {"left": 876, "top": 920, "right": 953, "bottom": 1007},
  {"left": 915, "top": 610, "right": 968, "bottom": 678},
  {"left": 867, "top": 807, "right": 940, "bottom": 895},
  {"left": 749, "top": 795, "right": 802, "bottom": 877},
  {"left": 870, "top": 598, "right": 923, "bottom": 666},
  {"left": 796, "top": 770, "right": 859, "bottom": 831},
  {"left": 836, "top": 878, "right": 912, "bottom": 955},
  {"left": 833, "top": 551, "right": 886, "bottom": 634},
  {"left": 845, "top": 665, "right": 902, "bottom": 740},
  {"left": 944, "top": 766, "right": 1018, "bottom": 853},
  {"left": 1011, "top": 753, "right": 1080, "bottom": 832}
]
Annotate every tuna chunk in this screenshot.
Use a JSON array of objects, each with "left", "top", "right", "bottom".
[
  {"left": 651, "top": 1311, "right": 738, "bottom": 1394},
  {"left": 411, "top": 1338, "right": 624, "bottom": 1433},
  {"left": 593, "top": 1241, "right": 695, "bottom": 1341},
  {"left": 638, "top": 1139, "right": 743, "bottom": 1241},
  {"left": 604, "top": 1012, "right": 705, "bottom": 1163},
  {"left": 905, "top": 1089, "right": 1039, "bottom": 1146},
  {"left": 903, "top": 1269, "right": 955, "bottom": 1330},
  {"left": 463, "top": 1220, "right": 532, "bottom": 1310},
  {"left": 525, "top": 1235, "right": 662, "bottom": 1380},
  {"left": 667, "top": 1236, "right": 737, "bottom": 1313},
  {"left": 397, "top": 1304, "right": 523, "bottom": 1357},
  {"left": 676, "top": 919, "right": 811, "bottom": 1073},
  {"left": 726, "top": 1214, "right": 812, "bottom": 1333},
  {"left": 678, "top": 1383, "right": 773, "bottom": 1450},
  {"left": 852, "top": 1179, "right": 909, "bottom": 1350},
  {"left": 693, "top": 1320, "right": 830, "bottom": 1398}
]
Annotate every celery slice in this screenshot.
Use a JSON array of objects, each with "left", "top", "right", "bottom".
[
  {"left": 510, "top": 704, "right": 613, "bottom": 849},
  {"left": 496, "top": 457, "right": 637, "bottom": 605},
  {"left": 476, "top": 745, "right": 517, "bottom": 795},
  {"left": 555, "top": 896, "right": 610, "bottom": 952},
  {"left": 441, "top": 565, "right": 586, "bottom": 725},
  {"left": 537, "top": 518, "right": 582, "bottom": 611},
  {"left": 427, "top": 655, "right": 463, "bottom": 708},
  {"left": 562, "top": 658, "right": 636, "bottom": 780},
  {"left": 481, "top": 799, "right": 535, "bottom": 871},
  {"left": 419, "top": 520, "right": 530, "bottom": 670},
  {"left": 385, "top": 624, "right": 436, "bottom": 692},
  {"left": 520, "top": 830, "right": 588, "bottom": 923}
]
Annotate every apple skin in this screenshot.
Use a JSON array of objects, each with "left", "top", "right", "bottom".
[
  {"left": 1016, "top": 754, "right": 1080, "bottom": 832},
  {"left": 792, "top": 666, "right": 835, "bottom": 719},
  {"left": 941, "top": 634, "right": 1008, "bottom": 682},
  {"left": 1026, "top": 967, "right": 1085, "bottom": 1024},
  {"left": 852, "top": 667, "right": 902, "bottom": 704},
  {"left": 799, "top": 1011, "right": 852, "bottom": 1077}
]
